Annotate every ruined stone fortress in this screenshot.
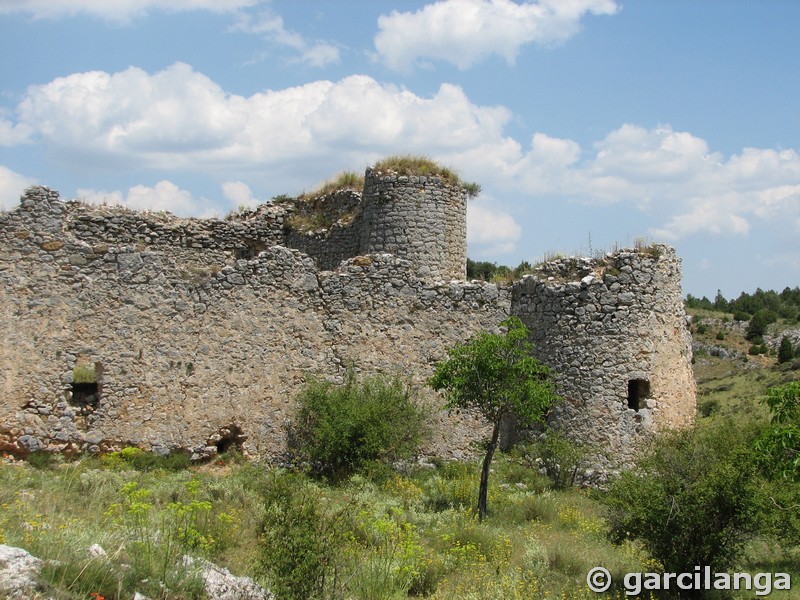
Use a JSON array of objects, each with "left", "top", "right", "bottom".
[{"left": 0, "top": 165, "right": 696, "bottom": 468}]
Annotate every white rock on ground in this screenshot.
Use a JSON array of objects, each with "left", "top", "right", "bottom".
[
  {"left": 182, "top": 555, "right": 274, "bottom": 600},
  {"left": 0, "top": 544, "right": 43, "bottom": 597}
]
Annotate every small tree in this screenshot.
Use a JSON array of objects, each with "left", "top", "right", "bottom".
[
  {"left": 778, "top": 336, "right": 794, "bottom": 364},
  {"left": 428, "top": 317, "right": 558, "bottom": 521},
  {"left": 754, "top": 381, "right": 800, "bottom": 481}
]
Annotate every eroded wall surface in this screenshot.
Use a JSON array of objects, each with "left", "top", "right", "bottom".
[
  {"left": 0, "top": 187, "right": 504, "bottom": 459},
  {"left": 512, "top": 248, "right": 696, "bottom": 471},
  {"left": 1, "top": 184, "right": 695, "bottom": 467}
]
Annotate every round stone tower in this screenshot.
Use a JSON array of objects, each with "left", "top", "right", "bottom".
[
  {"left": 512, "top": 245, "right": 696, "bottom": 471},
  {"left": 358, "top": 168, "right": 467, "bottom": 280}
]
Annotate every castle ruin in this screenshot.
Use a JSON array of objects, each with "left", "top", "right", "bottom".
[{"left": 0, "top": 165, "right": 695, "bottom": 468}]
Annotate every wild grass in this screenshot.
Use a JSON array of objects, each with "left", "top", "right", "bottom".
[
  {"left": 2, "top": 451, "right": 662, "bottom": 600},
  {"left": 4, "top": 337, "right": 798, "bottom": 600},
  {"left": 371, "top": 155, "right": 481, "bottom": 197},
  {"left": 299, "top": 170, "right": 365, "bottom": 200}
]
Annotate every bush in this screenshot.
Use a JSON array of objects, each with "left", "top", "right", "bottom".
[
  {"left": 604, "top": 422, "right": 762, "bottom": 574},
  {"left": 746, "top": 309, "right": 777, "bottom": 341},
  {"left": 259, "top": 472, "right": 351, "bottom": 600},
  {"left": 291, "top": 371, "right": 428, "bottom": 480},
  {"left": 100, "top": 446, "right": 192, "bottom": 471},
  {"left": 528, "top": 430, "right": 590, "bottom": 490},
  {"left": 778, "top": 336, "right": 794, "bottom": 364}
]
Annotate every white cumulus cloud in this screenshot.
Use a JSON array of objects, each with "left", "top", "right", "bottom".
[
  {"left": 230, "top": 10, "right": 340, "bottom": 68},
  {"left": 374, "top": 0, "right": 618, "bottom": 71},
  {"left": 3, "top": 64, "right": 799, "bottom": 244},
  {"left": 77, "top": 181, "right": 221, "bottom": 217},
  {"left": 0, "top": 165, "right": 36, "bottom": 211},
  {"left": 8, "top": 63, "right": 512, "bottom": 177},
  {"left": 0, "top": 0, "right": 257, "bottom": 22},
  {"left": 467, "top": 199, "right": 522, "bottom": 255},
  {"left": 222, "top": 181, "right": 263, "bottom": 209},
  {"left": 483, "top": 124, "right": 800, "bottom": 241}
]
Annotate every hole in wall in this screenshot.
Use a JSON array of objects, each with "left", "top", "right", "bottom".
[
  {"left": 69, "top": 362, "right": 103, "bottom": 414},
  {"left": 215, "top": 424, "right": 246, "bottom": 454},
  {"left": 627, "top": 379, "right": 650, "bottom": 411},
  {"left": 235, "top": 240, "right": 267, "bottom": 260}
]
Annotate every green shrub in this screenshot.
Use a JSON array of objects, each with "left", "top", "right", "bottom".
[
  {"left": 100, "top": 446, "right": 192, "bottom": 472},
  {"left": 604, "top": 422, "right": 762, "bottom": 574},
  {"left": 258, "top": 472, "right": 351, "bottom": 600},
  {"left": 698, "top": 397, "right": 720, "bottom": 418},
  {"left": 778, "top": 336, "right": 794, "bottom": 364},
  {"left": 747, "top": 309, "right": 777, "bottom": 341},
  {"left": 291, "top": 371, "right": 428, "bottom": 480},
  {"left": 72, "top": 364, "right": 97, "bottom": 383},
  {"left": 528, "top": 430, "right": 590, "bottom": 490},
  {"left": 26, "top": 451, "right": 60, "bottom": 470}
]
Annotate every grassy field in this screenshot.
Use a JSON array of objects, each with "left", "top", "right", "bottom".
[{"left": 1, "top": 310, "right": 798, "bottom": 600}]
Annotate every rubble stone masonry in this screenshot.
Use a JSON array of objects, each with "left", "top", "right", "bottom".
[{"left": 0, "top": 171, "right": 694, "bottom": 468}]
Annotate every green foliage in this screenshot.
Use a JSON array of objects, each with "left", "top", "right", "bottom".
[
  {"left": 258, "top": 472, "right": 351, "bottom": 600},
  {"left": 102, "top": 478, "right": 237, "bottom": 598},
  {"left": 291, "top": 371, "right": 428, "bottom": 480},
  {"left": 3, "top": 448, "right": 794, "bottom": 600},
  {"left": 429, "top": 317, "right": 559, "bottom": 520},
  {"left": 528, "top": 430, "right": 591, "bottom": 490},
  {"left": 746, "top": 308, "right": 777, "bottom": 341},
  {"left": 778, "top": 336, "right": 794, "bottom": 364},
  {"left": 466, "top": 258, "right": 534, "bottom": 283},
  {"left": 25, "top": 451, "right": 60, "bottom": 470},
  {"left": 604, "top": 422, "right": 763, "bottom": 574},
  {"left": 100, "top": 446, "right": 192, "bottom": 472},
  {"left": 754, "top": 382, "right": 800, "bottom": 481},
  {"left": 429, "top": 317, "right": 556, "bottom": 426},
  {"left": 72, "top": 364, "right": 97, "bottom": 384},
  {"left": 301, "top": 170, "right": 365, "bottom": 198},
  {"left": 686, "top": 286, "right": 800, "bottom": 320}
]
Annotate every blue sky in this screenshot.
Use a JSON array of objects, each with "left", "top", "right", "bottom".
[{"left": 1, "top": 0, "right": 798, "bottom": 299}]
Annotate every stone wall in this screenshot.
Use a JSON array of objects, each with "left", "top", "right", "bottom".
[
  {"left": 512, "top": 247, "right": 696, "bottom": 472},
  {"left": 0, "top": 183, "right": 695, "bottom": 468},
  {"left": 0, "top": 187, "right": 505, "bottom": 460}
]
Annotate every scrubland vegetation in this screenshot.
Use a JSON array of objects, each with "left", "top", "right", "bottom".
[{"left": 2, "top": 292, "right": 799, "bottom": 599}]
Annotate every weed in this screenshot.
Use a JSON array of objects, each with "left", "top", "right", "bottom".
[{"left": 372, "top": 155, "right": 481, "bottom": 197}]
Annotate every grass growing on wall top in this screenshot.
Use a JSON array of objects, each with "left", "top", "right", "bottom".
[
  {"left": 372, "top": 154, "right": 482, "bottom": 197},
  {"left": 299, "top": 170, "right": 365, "bottom": 200}
]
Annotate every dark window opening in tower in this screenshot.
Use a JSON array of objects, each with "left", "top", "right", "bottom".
[
  {"left": 627, "top": 379, "right": 650, "bottom": 411},
  {"left": 69, "top": 362, "right": 103, "bottom": 414}
]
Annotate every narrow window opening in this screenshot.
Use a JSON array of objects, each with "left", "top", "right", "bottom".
[
  {"left": 627, "top": 379, "right": 650, "bottom": 411},
  {"left": 70, "top": 362, "right": 102, "bottom": 414}
]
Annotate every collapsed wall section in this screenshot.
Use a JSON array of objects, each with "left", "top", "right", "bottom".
[
  {"left": 284, "top": 189, "right": 364, "bottom": 271},
  {"left": 512, "top": 246, "right": 696, "bottom": 471}
]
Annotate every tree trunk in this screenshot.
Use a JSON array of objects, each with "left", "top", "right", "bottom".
[{"left": 478, "top": 417, "right": 502, "bottom": 522}]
